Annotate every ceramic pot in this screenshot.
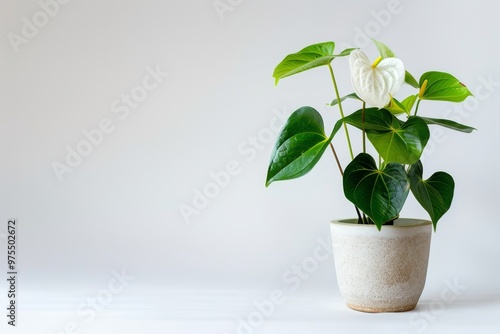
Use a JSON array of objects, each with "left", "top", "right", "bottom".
[{"left": 330, "top": 218, "right": 432, "bottom": 312}]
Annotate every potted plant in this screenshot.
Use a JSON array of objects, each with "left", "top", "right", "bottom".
[{"left": 265, "top": 39, "right": 475, "bottom": 312}]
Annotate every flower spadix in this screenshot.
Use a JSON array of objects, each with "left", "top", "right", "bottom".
[{"left": 349, "top": 49, "right": 405, "bottom": 108}]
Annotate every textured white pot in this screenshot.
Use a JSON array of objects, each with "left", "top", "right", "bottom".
[{"left": 330, "top": 218, "right": 432, "bottom": 312}]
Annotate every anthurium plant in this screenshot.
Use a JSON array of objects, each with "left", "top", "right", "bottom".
[{"left": 266, "top": 39, "right": 475, "bottom": 230}]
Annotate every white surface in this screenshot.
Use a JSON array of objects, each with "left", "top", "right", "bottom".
[
  {"left": 1, "top": 0, "right": 500, "bottom": 332},
  {"left": 14, "top": 290, "right": 500, "bottom": 333}
]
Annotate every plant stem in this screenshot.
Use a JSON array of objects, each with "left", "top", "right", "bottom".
[
  {"left": 360, "top": 101, "right": 367, "bottom": 224},
  {"left": 328, "top": 63, "right": 354, "bottom": 160},
  {"left": 329, "top": 143, "right": 344, "bottom": 177},
  {"left": 329, "top": 143, "right": 363, "bottom": 223},
  {"left": 414, "top": 98, "right": 422, "bottom": 116},
  {"left": 327, "top": 64, "right": 362, "bottom": 224},
  {"left": 361, "top": 101, "right": 366, "bottom": 153},
  {"left": 356, "top": 209, "right": 363, "bottom": 223}
]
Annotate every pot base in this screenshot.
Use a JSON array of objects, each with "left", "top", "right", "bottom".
[{"left": 346, "top": 302, "right": 417, "bottom": 313}]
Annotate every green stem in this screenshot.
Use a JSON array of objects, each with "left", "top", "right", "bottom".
[
  {"left": 328, "top": 63, "right": 354, "bottom": 160},
  {"left": 414, "top": 98, "right": 422, "bottom": 116},
  {"left": 361, "top": 101, "right": 366, "bottom": 153},
  {"left": 329, "top": 143, "right": 363, "bottom": 223},
  {"left": 327, "top": 64, "right": 361, "bottom": 223}
]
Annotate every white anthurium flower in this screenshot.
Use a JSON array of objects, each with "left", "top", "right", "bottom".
[{"left": 349, "top": 49, "right": 405, "bottom": 108}]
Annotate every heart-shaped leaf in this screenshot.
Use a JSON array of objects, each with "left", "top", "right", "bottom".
[
  {"left": 419, "top": 71, "right": 473, "bottom": 102},
  {"left": 419, "top": 116, "right": 476, "bottom": 133},
  {"left": 272, "top": 42, "right": 356, "bottom": 85},
  {"left": 342, "top": 108, "right": 430, "bottom": 164},
  {"left": 343, "top": 153, "right": 410, "bottom": 230},
  {"left": 408, "top": 161, "right": 455, "bottom": 231},
  {"left": 349, "top": 50, "right": 405, "bottom": 108},
  {"left": 266, "top": 106, "right": 334, "bottom": 186},
  {"left": 367, "top": 116, "right": 429, "bottom": 164}
]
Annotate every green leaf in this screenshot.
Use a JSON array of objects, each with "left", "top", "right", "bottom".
[
  {"left": 330, "top": 92, "right": 360, "bottom": 107},
  {"left": 273, "top": 42, "right": 336, "bottom": 85},
  {"left": 405, "top": 71, "right": 420, "bottom": 88},
  {"left": 368, "top": 117, "right": 430, "bottom": 164},
  {"left": 408, "top": 161, "right": 455, "bottom": 231},
  {"left": 272, "top": 43, "right": 356, "bottom": 85},
  {"left": 401, "top": 94, "right": 418, "bottom": 113},
  {"left": 342, "top": 108, "right": 430, "bottom": 164},
  {"left": 419, "top": 71, "right": 473, "bottom": 102},
  {"left": 335, "top": 47, "right": 358, "bottom": 57},
  {"left": 385, "top": 96, "right": 409, "bottom": 115},
  {"left": 343, "top": 153, "right": 410, "bottom": 230},
  {"left": 419, "top": 116, "right": 476, "bottom": 133},
  {"left": 386, "top": 95, "right": 417, "bottom": 115},
  {"left": 343, "top": 108, "right": 395, "bottom": 131},
  {"left": 266, "top": 106, "right": 334, "bottom": 186},
  {"left": 372, "top": 39, "right": 395, "bottom": 58}
]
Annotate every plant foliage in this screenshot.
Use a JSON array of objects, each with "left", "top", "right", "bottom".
[{"left": 266, "top": 39, "right": 475, "bottom": 230}]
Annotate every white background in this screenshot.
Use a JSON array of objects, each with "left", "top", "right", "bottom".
[{"left": 1, "top": 0, "right": 499, "bottom": 333}]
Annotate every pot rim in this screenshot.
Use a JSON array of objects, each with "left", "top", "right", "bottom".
[{"left": 331, "top": 218, "right": 431, "bottom": 228}]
